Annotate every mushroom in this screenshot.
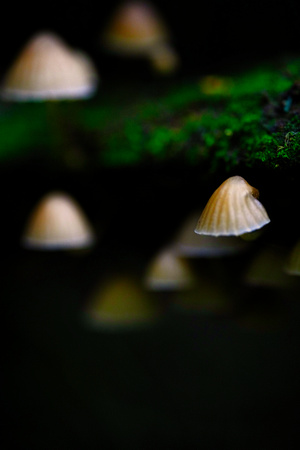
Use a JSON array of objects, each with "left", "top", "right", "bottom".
[
  {"left": 1, "top": 31, "right": 98, "bottom": 101},
  {"left": 143, "top": 246, "right": 195, "bottom": 291},
  {"left": 83, "top": 274, "right": 161, "bottom": 329},
  {"left": 22, "top": 191, "right": 95, "bottom": 250},
  {"left": 102, "top": 1, "right": 179, "bottom": 73},
  {"left": 148, "top": 43, "right": 180, "bottom": 75},
  {"left": 172, "top": 276, "right": 234, "bottom": 316},
  {"left": 243, "top": 244, "right": 297, "bottom": 289},
  {"left": 0, "top": 31, "right": 99, "bottom": 167},
  {"left": 198, "top": 75, "right": 233, "bottom": 96},
  {"left": 194, "top": 176, "right": 270, "bottom": 236}
]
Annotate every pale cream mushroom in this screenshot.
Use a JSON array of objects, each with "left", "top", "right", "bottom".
[
  {"left": 195, "top": 176, "right": 270, "bottom": 237},
  {"left": 1, "top": 31, "right": 98, "bottom": 101},
  {"left": 22, "top": 191, "right": 95, "bottom": 250},
  {"left": 143, "top": 246, "right": 195, "bottom": 291}
]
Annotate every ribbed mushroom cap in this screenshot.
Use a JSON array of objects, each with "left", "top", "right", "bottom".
[
  {"left": 195, "top": 176, "right": 270, "bottom": 237},
  {"left": 102, "top": 1, "right": 169, "bottom": 55},
  {"left": 1, "top": 32, "right": 98, "bottom": 101},
  {"left": 144, "top": 247, "right": 195, "bottom": 290},
  {"left": 22, "top": 192, "right": 95, "bottom": 250},
  {"left": 83, "top": 275, "right": 161, "bottom": 328}
]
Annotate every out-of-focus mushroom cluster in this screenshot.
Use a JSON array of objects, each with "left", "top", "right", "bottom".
[{"left": 1, "top": 2, "right": 299, "bottom": 332}]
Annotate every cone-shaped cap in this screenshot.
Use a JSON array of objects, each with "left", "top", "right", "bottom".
[
  {"left": 144, "top": 247, "right": 195, "bottom": 290},
  {"left": 195, "top": 176, "right": 270, "bottom": 237},
  {"left": 102, "top": 1, "right": 169, "bottom": 55},
  {"left": 22, "top": 191, "right": 95, "bottom": 250},
  {"left": 1, "top": 31, "right": 98, "bottom": 101}
]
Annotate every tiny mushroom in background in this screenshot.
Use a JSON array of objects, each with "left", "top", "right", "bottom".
[
  {"left": 83, "top": 274, "right": 161, "bottom": 329},
  {"left": 102, "top": 1, "right": 180, "bottom": 74},
  {"left": 172, "top": 276, "right": 234, "bottom": 317},
  {"left": 143, "top": 246, "right": 195, "bottom": 291},
  {"left": 148, "top": 43, "right": 180, "bottom": 75},
  {"left": 1, "top": 31, "right": 98, "bottom": 101},
  {"left": 173, "top": 211, "right": 249, "bottom": 258},
  {"left": 285, "top": 240, "right": 300, "bottom": 276},
  {"left": 194, "top": 176, "right": 270, "bottom": 237},
  {"left": 21, "top": 191, "right": 96, "bottom": 250},
  {"left": 243, "top": 244, "right": 298, "bottom": 290},
  {"left": 198, "top": 75, "right": 233, "bottom": 96}
]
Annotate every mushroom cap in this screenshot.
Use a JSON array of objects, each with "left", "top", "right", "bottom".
[
  {"left": 22, "top": 191, "right": 95, "bottom": 250},
  {"left": 1, "top": 31, "right": 98, "bottom": 101},
  {"left": 144, "top": 247, "right": 195, "bottom": 290},
  {"left": 102, "top": 1, "right": 169, "bottom": 55},
  {"left": 194, "top": 176, "right": 270, "bottom": 237},
  {"left": 83, "top": 275, "right": 160, "bottom": 328}
]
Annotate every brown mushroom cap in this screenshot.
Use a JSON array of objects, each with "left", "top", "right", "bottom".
[{"left": 102, "top": 1, "right": 169, "bottom": 55}]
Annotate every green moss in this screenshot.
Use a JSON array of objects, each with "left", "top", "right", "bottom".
[{"left": 0, "top": 57, "right": 300, "bottom": 171}]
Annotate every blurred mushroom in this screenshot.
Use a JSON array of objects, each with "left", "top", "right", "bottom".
[
  {"left": 83, "top": 274, "right": 161, "bottom": 329},
  {"left": 198, "top": 75, "right": 233, "bottom": 96},
  {"left": 195, "top": 176, "right": 270, "bottom": 236},
  {"left": 148, "top": 43, "right": 180, "bottom": 74},
  {"left": 243, "top": 244, "right": 298, "bottom": 290},
  {"left": 172, "top": 276, "right": 234, "bottom": 316},
  {"left": 285, "top": 239, "right": 300, "bottom": 276},
  {"left": 173, "top": 210, "right": 249, "bottom": 257},
  {"left": 1, "top": 31, "right": 98, "bottom": 101},
  {"left": 143, "top": 246, "right": 195, "bottom": 291},
  {"left": 102, "top": 1, "right": 179, "bottom": 74},
  {"left": 22, "top": 191, "right": 95, "bottom": 250}
]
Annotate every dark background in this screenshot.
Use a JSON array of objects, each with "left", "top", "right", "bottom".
[
  {"left": 2, "top": 2, "right": 300, "bottom": 450},
  {"left": 1, "top": 0, "right": 299, "bottom": 78}
]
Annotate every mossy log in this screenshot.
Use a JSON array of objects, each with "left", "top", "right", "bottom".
[{"left": 0, "top": 57, "right": 299, "bottom": 173}]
